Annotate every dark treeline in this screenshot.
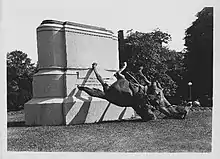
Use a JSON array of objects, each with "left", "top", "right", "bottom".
[
  {"left": 184, "top": 7, "right": 213, "bottom": 106},
  {"left": 120, "top": 7, "right": 213, "bottom": 106},
  {"left": 120, "top": 29, "right": 186, "bottom": 104},
  {"left": 7, "top": 50, "right": 38, "bottom": 111}
]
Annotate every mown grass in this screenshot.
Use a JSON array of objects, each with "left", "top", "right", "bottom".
[{"left": 7, "top": 109, "right": 212, "bottom": 152}]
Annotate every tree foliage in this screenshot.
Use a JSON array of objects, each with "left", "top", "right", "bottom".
[
  {"left": 184, "top": 7, "right": 213, "bottom": 104},
  {"left": 7, "top": 50, "right": 38, "bottom": 111},
  {"left": 123, "top": 29, "right": 185, "bottom": 98}
]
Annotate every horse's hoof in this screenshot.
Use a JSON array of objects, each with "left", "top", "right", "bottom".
[
  {"left": 92, "top": 63, "right": 98, "bottom": 68},
  {"left": 77, "top": 85, "right": 83, "bottom": 90}
]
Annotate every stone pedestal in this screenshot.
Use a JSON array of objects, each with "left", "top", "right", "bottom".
[{"left": 24, "top": 20, "right": 135, "bottom": 126}]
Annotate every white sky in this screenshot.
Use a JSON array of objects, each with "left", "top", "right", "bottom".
[{"left": 1, "top": 0, "right": 216, "bottom": 63}]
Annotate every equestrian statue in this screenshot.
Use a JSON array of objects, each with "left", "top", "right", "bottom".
[{"left": 78, "top": 62, "right": 192, "bottom": 121}]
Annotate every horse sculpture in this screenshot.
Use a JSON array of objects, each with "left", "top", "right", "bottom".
[{"left": 78, "top": 62, "right": 191, "bottom": 121}]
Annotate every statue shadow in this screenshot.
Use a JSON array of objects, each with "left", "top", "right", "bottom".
[
  {"left": 7, "top": 121, "right": 26, "bottom": 127},
  {"left": 97, "top": 118, "right": 144, "bottom": 124}
]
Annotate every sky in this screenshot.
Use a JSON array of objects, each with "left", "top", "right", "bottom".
[{"left": 1, "top": 0, "right": 216, "bottom": 63}]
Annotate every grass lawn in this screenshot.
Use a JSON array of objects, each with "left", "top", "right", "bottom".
[{"left": 7, "top": 108, "right": 212, "bottom": 152}]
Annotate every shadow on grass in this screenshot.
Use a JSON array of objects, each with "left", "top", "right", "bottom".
[
  {"left": 7, "top": 121, "right": 68, "bottom": 128},
  {"left": 7, "top": 114, "right": 187, "bottom": 128},
  {"left": 7, "top": 117, "right": 176, "bottom": 127},
  {"left": 76, "top": 118, "right": 162, "bottom": 126},
  {"left": 7, "top": 121, "right": 26, "bottom": 127},
  {"left": 93, "top": 117, "right": 184, "bottom": 125},
  {"left": 97, "top": 118, "right": 144, "bottom": 124},
  {"left": 7, "top": 118, "right": 148, "bottom": 128}
]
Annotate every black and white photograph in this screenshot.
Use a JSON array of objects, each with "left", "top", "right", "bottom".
[{"left": 1, "top": 0, "right": 219, "bottom": 158}]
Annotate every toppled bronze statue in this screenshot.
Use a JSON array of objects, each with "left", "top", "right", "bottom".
[{"left": 78, "top": 62, "right": 191, "bottom": 121}]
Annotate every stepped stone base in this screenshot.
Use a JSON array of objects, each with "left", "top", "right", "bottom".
[
  {"left": 25, "top": 97, "right": 135, "bottom": 126},
  {"left": 24, "top": 19, "right": 136, "bottom": 126}
]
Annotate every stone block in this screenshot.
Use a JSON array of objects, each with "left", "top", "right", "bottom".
[
  {"left": 33, "top": 70, "right": 66, "bottom": 98},
  {"left": 24, "top": 98, "right": 64, "bottom": 126},
  {"left": 37, "top": 25, "right": 66, "bottom": 68}
]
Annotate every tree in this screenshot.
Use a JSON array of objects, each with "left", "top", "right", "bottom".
[
  {"left": 7, "top": 50, "right": 37, "bottom": 111},
  {"left": 184, "top": 7, "right": 213, "bottom": 105},
  {"left": 123, "top": 29, "right": 185, "bottom": 98}
]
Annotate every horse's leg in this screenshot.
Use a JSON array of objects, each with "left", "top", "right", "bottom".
[
  {"left": 138, "top": 66, "right": 151, "bottom": 86},
  {"left": 114, "top": 62, "right": 127, "bottom": 80},
  {"left": 155, "top": 106, "right": 173, "bottom": 118},
  {"left": 156, "top": 105, "right": 190, "bottom": 119},
  {"left": 148, "top": 88, "right": 175, "bottom": 118},
  {"left": 77, "top": 86, "right": 106, "bottom": 99},
  {"left": 76, "top": 63, "right": 107, "bottom": 99},
  {"left": 155, "top": 91, "right": 192, "bottom": 119},
  {"left": 92, "top": 63, "right": 110, "bottom": 92}
]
